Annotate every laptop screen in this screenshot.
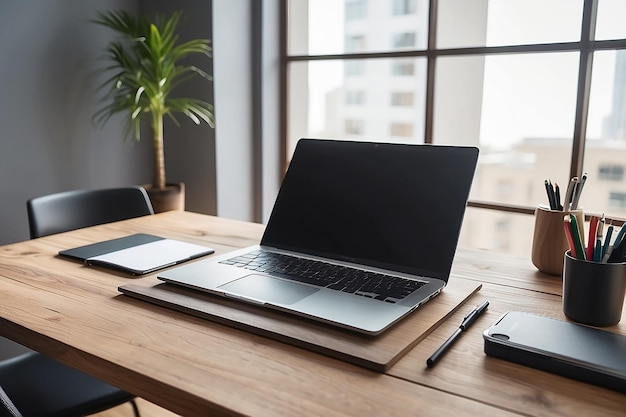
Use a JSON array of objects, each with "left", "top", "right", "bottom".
[{"left": 261, "top": 139, "right": 479, "bottom": 280}]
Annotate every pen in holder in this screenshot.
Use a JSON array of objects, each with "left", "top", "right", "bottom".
[
  {"left": 562, "top": 251, "right": 626, "bottom": 326},
  {"left": 531, "top": 205, "right": 584, "bottom": 276}
]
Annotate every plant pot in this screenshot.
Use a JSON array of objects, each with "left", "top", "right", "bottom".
[{"left": 143, "top": 182, "right": 185, "bottom": 213}]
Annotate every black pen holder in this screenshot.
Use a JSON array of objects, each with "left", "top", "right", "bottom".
[{"left": 562, "top": 251, "right": 626, "bottom": 326}]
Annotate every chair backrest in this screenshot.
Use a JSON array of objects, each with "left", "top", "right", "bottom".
[{"left": 27, "top": 186, "right": 154, "bottom": 239}]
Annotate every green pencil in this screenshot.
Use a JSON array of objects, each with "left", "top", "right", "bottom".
[{"left": 569, "top": 214, "right": 586, "bottom": 260}]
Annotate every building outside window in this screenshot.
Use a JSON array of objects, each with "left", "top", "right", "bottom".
[
  {"left": 345, "top": 34, "right": 366, "bottom": 52},
  {"left": 346, "top": 0, "right": 367, "bottom": 20},
  {"left": 599, "top": 164, "right": 624, "bottom": 181},
  {"left": 609, "top": 192, "right": 626, "bottom": 209},
  {"left": 345, "top": 119, "right": 364, "bottom": 135},
  {"left": 390, "top": 122, "right": 413, "bottom": 137},
  {"left": 392, "top": 32, "right": 416, "bottom": 48},
  {"left": 393, "top": 0, "right": 417, "bottom": 16},
  {"left": 496, "top": 179, "right": 514, "bottom": 199},
  {"left": 494, "top": 218, "right": 512, "bottom": 250},
  {"left": 285, "top": 0, "right": 626, "bottom": 257},
  {"left": 345, "top": 61, "right": 365, "bottom": 76},
  {"left": 346, "top": 90, "right": 366, "bottom": 105},
  {"left": 391, "top": 60, "right": 415, "bottom": 76},
  {"left": 391, "top": 92, "right": 414, "bottom": 106}
]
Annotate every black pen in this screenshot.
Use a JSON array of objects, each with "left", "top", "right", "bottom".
[
  {"left": 555, "top": 183, "right": 563, "bottom": 211},
  {"left": 544, "top": 180, "right": 556, "bottom": 210},
  {"left": 426, "top": 300, "right": 489, "bottom": 368},
  {"left": 608, "top": 228, "right": 626, "bottom": 263}
]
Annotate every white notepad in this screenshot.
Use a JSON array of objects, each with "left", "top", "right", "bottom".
[{"left": 87, "top": 239, "right": 214, "bottom": 274}]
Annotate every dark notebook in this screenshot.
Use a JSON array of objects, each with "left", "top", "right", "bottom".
[{"left": 59, "top": 233, "right": 214, "bottom": 275}]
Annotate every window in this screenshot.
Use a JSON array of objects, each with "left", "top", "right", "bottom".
[
  {"left": 599, "top": 164, "right": 624, "bottom": 181},
  {"left": 345, "top": 61, "right": 365, "bottom": 76},
  {"left": 496, "top": 179, "right": 514, "bottom": 198},
  {"left": 391, "top": 92, "right": 414, "bottom": 106},
  {"left": 390, "top": 122, "right": 413, "bottom": 137},
  {"left": 346, "top": 90, "right": 366, "bottom": 105},
  {"left": 609, "top": 192, "right": 626, "bottom": 209},
  {"left": 284, "top": 0, "right": 626, "bottom": 258},
  {"left": 346, "top": 0, "right": 367, "bottom": 20},
  {"left": 393, "top": 0, "right": 417, "bottom": 15},
  {"left": 345, "top": 119, "right": 364, "bottom": 135},
  {"left": 391, "top": 60, "right": 415, "bottom": 76},
  {"left": 494, "top": 218, "right": 511, "bottom": 250},
  {"left": 392, "top": 32, "right": 416, "bottom": 49},
  {"left": 345, "top": 35, "right": 366, "bottom": 53}
]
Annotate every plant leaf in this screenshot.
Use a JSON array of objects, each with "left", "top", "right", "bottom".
[{"left": 92, "top": 9, "right": 214, "bottom": 139}]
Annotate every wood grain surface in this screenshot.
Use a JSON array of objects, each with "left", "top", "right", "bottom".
[
  {"left": 0, "top": 211, "right": 624, "bottom": 417},
  {"left": 118, "top": 278, "right": 481, "bottom": 372}
]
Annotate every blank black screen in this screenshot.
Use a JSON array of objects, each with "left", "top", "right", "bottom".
[{"left": 261, "top": 139, "right": 479, "bottom": 281}]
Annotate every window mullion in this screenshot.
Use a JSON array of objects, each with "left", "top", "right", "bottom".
[
  {"left": 424, "top": 0, "right": 438, "bottom": 143},
  {"left": 570, "top": 0, "right": 598, "bottom": 179}
]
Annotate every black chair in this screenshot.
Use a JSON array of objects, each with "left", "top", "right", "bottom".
[
  {"left": 0, "top": 384, "right": 22, "bottom": 417},
  {"left": 0, "top": 353, "right": 138, "bottom": 417},
  {"left": 27, "top": 186, "right": 154, "bottom": 239},
  {"left": 0, "top": 187, "right": 155, "bottom": 417}
]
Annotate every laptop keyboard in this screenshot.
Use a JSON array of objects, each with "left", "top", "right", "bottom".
[{"left": 219, "top": 250, "right": 425, "bottom": 304}]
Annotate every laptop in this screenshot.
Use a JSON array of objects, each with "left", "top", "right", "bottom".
[{"left": 158, "top": 139, "right": 479, "bottom": 335}]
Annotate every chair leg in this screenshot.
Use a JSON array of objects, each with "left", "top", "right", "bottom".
[{"left": 129, "top": 399, "right": 140, "bottom": 417}]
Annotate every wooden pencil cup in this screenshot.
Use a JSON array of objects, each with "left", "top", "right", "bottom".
[{"left": 531, "top": 206, "right": 584, "bottom": 276}]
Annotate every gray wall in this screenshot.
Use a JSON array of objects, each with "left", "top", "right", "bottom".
[
  {"left": 0, "top": 0, "right": 216, "bottom": 245},
  {"left": 0, "top": 0, "right": 218, "bottom": 359},
  {"left": 213, "top": 0, "right": 255, "bottom": 221}
]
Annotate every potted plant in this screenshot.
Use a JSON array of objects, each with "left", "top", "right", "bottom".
[{"left": 93, "top": 9, "right": 214, "bottom": 212}]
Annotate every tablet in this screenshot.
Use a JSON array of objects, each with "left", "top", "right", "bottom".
[{"left": 59, "top": 233, "right": 214, "bottom": 275}]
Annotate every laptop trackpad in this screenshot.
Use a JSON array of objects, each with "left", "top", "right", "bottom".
[{"left": 218, "top": 274, "right": 319, "bottom": 305}]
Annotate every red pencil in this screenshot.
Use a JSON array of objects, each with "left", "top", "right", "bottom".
[
  {"left": 563, "top": 215, "right": 577, "bottom": 258},
  {"left": 586, "top": 216, "right": 599, "bottom": 260}
]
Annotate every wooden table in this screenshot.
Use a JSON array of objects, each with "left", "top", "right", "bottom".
[{"left": 0, "top": 211, "right": 624, "bottom": 417}]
